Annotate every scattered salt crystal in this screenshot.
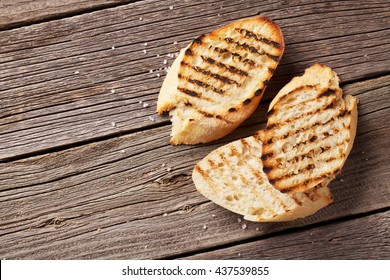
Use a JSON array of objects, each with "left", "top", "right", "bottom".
[
  {"left": 174, "top": 52, "right": 179, "bottom": 57},
  {"left": 163, "top": 59, "right": 167, "bottom": 64},
  {"left": 156, "top": 73, "right": 161, "bottom": 77},
  {"left": 169, "top": 6, "right": 174, "bottom": 10},
  {"left": 161, "top": 163, "right": 166, "bottom": 167},
  {"left": 156, "top": 54, "right": 160, "bottom": 57},
  {"left": 142, "top": 49, "right": 147, "bottom": 54},
  {"left": 139, "top": 100, "right": 143, "bottom": 104},
  {"left": 74, "top": 70, "right": 79, "bottom": 74},
  {"left": 121, "top": 149, "right": 126, "bottom": 153},
  {"left": 111, "top": 46, "right": 115, "bottom": 50},
  {"left": 212, "top": 214, "right": 216, "bottom": 218},
  {"left": 340, "top": 179, "right": 344, "bottom": 182},
  {"left": 364, "top": 54, "right": 368, "bottom": 57},
  {"left": 362, "top": 151, "right": 365, "bottom": 154},
  {"left": 111, "top": 89, "right": 116, "bottom": 94},
  {"left": 218, "top": 13, "right": 221, "bottom": 16},
  {"left": 111, "top": 122, "right": 116, "bottom": 127},
  {"left": 203, "top": 225, "right": 208, "bottom": 230},
  {"left": 143, "top": 103, "right": 149, "bottom": 108},
  {"left": 366, "top": 158, "right": 369, "bottom": 161},
  {"left": 167, "top": 167, "right": 172, "bottom": 172},
  {"left": 143, "top": 42, "right": 148, "bottom": 46},
  {"left": 97, "top": 227, "right": 101, "bottom": 232},
  {"left": 148, "top": 116, "right": 155, "bottom": 122},
  {"left": 256, "top": 227, "right": 259, "bottom": 231},
  {"left": 163, "top": 213, "right": 168, "bottom": 217},
  {"left": 139, "top": 17, "right": 143, "bottom": 20},
  {"left": 241, "top": 224, "right": 247, "bottom": 230},
  {"left": 144, "top": 245, "right": 148, "bottom": 249},
  {"left": 173, "top": 41, "right": 177, "bottom": 45},
  {"left": 149, "top": 69, "right": 153, "bottom": 73},
  {"left": 237, "top": 218, "right": 242, "bottom": 223},
  {"left": 238, "top": 253, "right": 241, "bottom": 257}
]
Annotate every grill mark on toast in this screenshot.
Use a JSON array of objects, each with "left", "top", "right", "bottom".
[
  {"left": 234, "top": 28, "right": 281, "bottom": 49},
  {"left": 267, "top": 97, "right": 338, "bottom": 129},
  {"left": 291, "top": 195, "right": 303, "bottom": 206},
  {"left": 195, "top": 165, "right": 208, "bottom": 179},
  {"left": 213, "top": 47, "right": 257, "bottom": 67},
  {"left": 201, "top": 56, "right": 249, "bottom": 77},
  {"left": 181, "top": 61, "right": 240, "bottom": 86},
  {"left": 225, "top": 37, "right": 280, "bottom": 62},
  {"left": 178, "top": 73, "right": 225, "bottom": 94},
  {"left": 272, "top": 85, "right": 319, "bottom": 107},
  {"left": 177, "top": 86, "right": 214, "bottom": 102},
  {"left": 197, "top": 109, "right": 233, "bottom": 124},
  {"left": 267, "top": 109, "right": 349, "bottom": 142}
]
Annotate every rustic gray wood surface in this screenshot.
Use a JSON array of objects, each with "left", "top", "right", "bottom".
[{"left": 0, "top": 0, "right": 389, "bottom": 259}]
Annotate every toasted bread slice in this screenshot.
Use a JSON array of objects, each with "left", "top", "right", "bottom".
[
  {"left": 262, "top": 64, "right": 358, "bottom": 193},
  {"left": 192, "top": 131, "right": 333, "bottom": 222},
  {"left": 157, "top": 16, "right": 284, "bottom": 144}
]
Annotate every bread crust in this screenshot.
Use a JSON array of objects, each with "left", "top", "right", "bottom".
[{"left": 157, "top": 16, "right": 284, "bottom": 145}]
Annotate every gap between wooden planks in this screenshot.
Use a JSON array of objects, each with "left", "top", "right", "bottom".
[
  {"left": 0, "top": 0, "right": 389, "bottom": 160},
  {"left": 181, "top": 209, "right": 390, "bottom": 260},
  {"left": 0, "top": 76, "right": 389, "bottom": 259}
]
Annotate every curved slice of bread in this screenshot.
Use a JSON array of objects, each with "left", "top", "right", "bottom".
[
  {"left": 192, "top": 132, "right": 333, "bottom": 222},
  {"left": 262, "top": 64, "right": 358, "bottom": 193},
  {"left": 157, "top": 16, "right": 284, "bottom": 145}
]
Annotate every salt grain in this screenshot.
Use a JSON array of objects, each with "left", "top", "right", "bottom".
[
  {"left": 143, "top": 42, "right": 148, "bottom": 46},
  {"left": 362, "top": 151, "right": 365, "bottom": 154},
  {"left": 74, "top": 70, "right": 79, "bottom": 74},
  {"left": 161, "top": 163, "right": 166, "bottom": 167},
  {"left": 167, "top": 167, "right": 172, "bottom": 172},
  {"left": 163, "top": 213, "right": 168, "bottom": 217},
  {"left": 143, "top": 49, "right": 147, "bottom": 54},
  {"left": 241, "top": 224, "right": 247, "bottom": 230},
  {"left": 203, "top": 225, "right": 208, "bottom": 230},
  {"left": 144, "top": 245, "right": 148, "bottom": 249},
  {"left": 163, "top": 59, "right": 168, "bottom": 64},
  {"left": 111, "top": 89, "right": 116, "bottom": 94},
  {"left": 238, "top": 253, "right": 241, "bottom": 257},
  {"left": 111, "top": 122, "right": 116, "bottom": 127},
  {"left": 212, "top": 214, "right": 216, "bottom": 218},
  {"left": 121, "top": 149, "right": 126, "bottom": 153},
  {"left": 256, "top": 227, "right": 259, "bottom": 231},
  {"left": 173, "top": 41, "right": 177, "bottom": 45},
  {"left": 169, "top": 6, "right": 174, "bottom": 10},
  {"left": 143, "top": 103, "right": 149, "bottom": 108},
  {"left": 111, "top": 46, "right": 115, "bottom": 50},
  {"left": 149, "top": 69, "right": 153, "bottom": 73},
  {"left": 139, "top": 17, "right": 143, "bottom": 20},
  {"left": 366, "top": 158, "right": 369, "bottom": 161},
  {"left": 237, "top": 218, "right": 242, "bottom": 223},
  {"left": 148, "top": 116, "right": 155, "bottom": 122},
  {"left": 156, "top": 73, "right": 161, "bottom": 77},
  {"left": 174, "top": 52, "right": 179, "bottom": 57},
  {"left": 340, "top": 179, "right": 344, "bottom": 182},
  {"left": 139, "top": 100, "right": 143, "bottom": 104},
  {"left": 156, "top": 54, "right": 160, "bottom": 57}
]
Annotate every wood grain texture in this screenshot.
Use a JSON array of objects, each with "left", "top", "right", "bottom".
[
  {"left": 182, "top": 210, "right": 390, "bottom": 259},
  {"left": 1, "top": 0, "right": 389, "bottom": 160},
  {"left": 0, "top": 76, "right": 389, "bottom": 259},
  {"left": 0, "top": 0, "right": 133, "bottom": 30}
]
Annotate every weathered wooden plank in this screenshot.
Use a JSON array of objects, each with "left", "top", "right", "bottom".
[
  {"left": 0, "top": 0, "right": 389, "bottom": 160},
  {"left": 182, "top": 210, "right": 390, "bottom": 259},
  {"left": 0, "top": 76, "right": 389, "bottom": 259},
  {"left": 0, "top": 0, "right": 133, "bottom": 30}
]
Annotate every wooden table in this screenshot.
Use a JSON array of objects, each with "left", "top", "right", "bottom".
[{"left": 1, "top": 0, "right": 389, "bottom": 260}]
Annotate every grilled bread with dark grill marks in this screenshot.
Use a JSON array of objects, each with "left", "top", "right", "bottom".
[
  {"left": 192, "top": 131, "right": 333, "bottom": 222},
  {"left": 157, "top": 16, "right": 284, "bottom": 145},
  {"left": 262, "top": 64, "right": 358, "bottom": 194}
]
